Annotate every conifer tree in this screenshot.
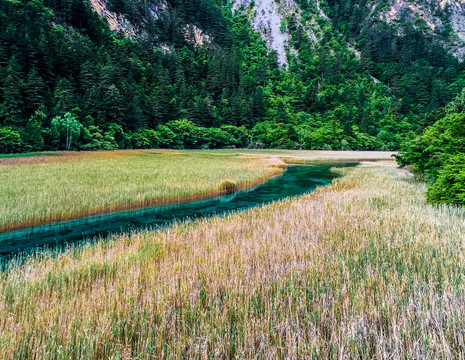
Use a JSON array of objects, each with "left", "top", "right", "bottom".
[
  {"left": 3, "top": 56, "right": 25, "bottom": 126},
  {"left": 23, "top": 107, "right": 46, "bottom": 150}
]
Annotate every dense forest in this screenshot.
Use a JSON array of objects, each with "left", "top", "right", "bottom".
[
  {"left": 0, "top": 0, "right": 464, "bottom": 157},
  {"left": 398, "top": 89, "right": 465, "bottom": 205}
]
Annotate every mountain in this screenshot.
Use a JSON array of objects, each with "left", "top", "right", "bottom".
[{"left": 1, "top": 0, "right": 464, "bottom": 153}]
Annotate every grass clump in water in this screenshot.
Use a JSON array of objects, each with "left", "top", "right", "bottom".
[{"left": 219, "top": 179, "right": 237, "bottom": 192}]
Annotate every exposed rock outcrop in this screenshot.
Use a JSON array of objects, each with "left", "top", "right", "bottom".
[
  {"left": 89, "top": 0, "right": 165, "bottom": 38},
  {"left": 377, "top": 0, "right": 465, "bottom": 59},
  {"left": 184, "top": 25, "right": 212, "bottom": 47},
  {"left": 233, "top": 0, "right": 297, "bottom": 67},
  {"left": 90, "top": 0, "right": 211, "bottom": 49},
  {"left": 90, "top": 0, "right": 136, "bottom": 36}
]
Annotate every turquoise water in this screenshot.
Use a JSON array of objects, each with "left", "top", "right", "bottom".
[{"left": 0, "top": 163, "right": 357, "bottom": 259}]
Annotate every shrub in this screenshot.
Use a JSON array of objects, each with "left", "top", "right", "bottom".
[
  {"left": 0, "top": 127, "right": 22, "bottom": 154},
  {"left": 131, "top": 129, "right": 160, "bottom": 149},
  {"left": 166, "top": 119, "right": 197, "bottom": 149},
  {"left": 220, "top": 125, "right": 250, "bottom": 148},
  {"left": 80, "top": 125, "right": 119, "bottom": 151},
  {"left": 426, "top": 153, "right": 465, "bottom": 205},
  {"left": 340, "top": 139, "right": 351, "bottom": 151},
  {"left": 195, "top": 127, "right": 230, "bottom": 149},
  {"left": 398, "top": 113, "right": 465, "bottom": 179},
  {"left": 106, "top": 124, "right": 129, "bottom": 149},
  {"left": 251, "top": 122, "right": 298, "bottom": 149},
  {"left": 156, "top": 125, "right": 175, "bottom": 148}
]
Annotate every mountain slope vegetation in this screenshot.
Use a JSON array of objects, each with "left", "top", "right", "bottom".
[{"left": 0, "top": 0, "right": 464, "bottom": 153}]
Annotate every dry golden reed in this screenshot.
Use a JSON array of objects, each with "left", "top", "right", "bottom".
[{"left": 1, "top": 160, "right": 464, "bottom": 358}]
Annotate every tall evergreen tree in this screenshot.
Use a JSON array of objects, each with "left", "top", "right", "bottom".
[
  {"left": 2, "top": 56, "right": 25, "bottom": 126},
  {"left": 23, "top": 106, "right": 46, "bottom": 150}
]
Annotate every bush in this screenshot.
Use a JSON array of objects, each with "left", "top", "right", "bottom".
[
  {"left": 23, "top": 108, "right": 45, "bottom": 151},
  {"left": 220, "top": 125, "right": 251, "bottom": 148},
  {"left": 251, "top": 122, "right": 298, "bottom": 149},
  {"left": 166, "top": 119, "right": 197, "bottom": 149},
  {"left": 131, "top": 129, "right": 160, "bottom": 149},
  {"left": 80, "top": 125, "right": 119, "bottom": 151},
  {"left": 0, "top": 127, "right": 22, "bottom": 154},
  {"left": 156, "top": 125, "right": 175, "bottom": 148},
  {"left": 398, "top": 113, "right": 465, "bottom": 179},
  {"left": 426, "top": 154, "right": 465, "bottom": 205},
  {"left": 340, "top": 139, "right": 351, "bottom": 151},
  {"left": 106, "top": 124, "right": 129, "bottom": 149},
  {"left": 195, "top": 127, "right": 230, "bottom": 149}
]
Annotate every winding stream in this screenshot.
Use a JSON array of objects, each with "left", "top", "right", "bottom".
[{"left": 0, "top": 163, "right": 357, "bottom": 259}]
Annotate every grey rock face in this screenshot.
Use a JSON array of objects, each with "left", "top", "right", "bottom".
[
  {"left": 233, "top": 0, "right": 297, "bottom": 67},
  {"left": 378, "top": 0, "right": 465, "bottom": 59}
]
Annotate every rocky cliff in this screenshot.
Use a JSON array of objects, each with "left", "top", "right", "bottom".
[
  {"left": 88, "top": 0, "right": 465, "bottom": 62},
  {"left": 233, "top": 0, "right": 295, "bottom": 66},
  {"left": 232, "top": 0, "right": 465, "bottom": 62},
  {"left": 377, "top": 0, "right": 465, "bottom": 58}
]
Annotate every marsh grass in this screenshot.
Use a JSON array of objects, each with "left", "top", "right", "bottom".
[
  {"left": 1, "top": 161, "right": 464, "bottom": 358},
  {"left": 0, "top": 150, "right": 283, "bottom": 231}
]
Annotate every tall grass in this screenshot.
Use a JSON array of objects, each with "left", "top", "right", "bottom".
[
  {"left": 0, "top": 150, "right": 283, "bottom": 231},
  {"left": 1, "top": 161, "right": 464, "bottom": 358}
]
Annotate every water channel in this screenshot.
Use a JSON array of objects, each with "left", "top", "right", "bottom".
[{"left": 0, "top": 162, "right": 357, "bottom": 260}]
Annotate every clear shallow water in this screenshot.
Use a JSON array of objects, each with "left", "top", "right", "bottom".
[{"left": 0, "top": 163, "right": 357, "bottom": 259}]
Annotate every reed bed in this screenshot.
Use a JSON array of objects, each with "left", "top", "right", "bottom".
[
  {"left": 194, "top": 149, "right": 397, "bottom": 162},
  {"left": 0, "top": 150, "right": 283, "bottom": 231},
  {"left": 1, "top": 161, "right": 464, "bottom": 358}
]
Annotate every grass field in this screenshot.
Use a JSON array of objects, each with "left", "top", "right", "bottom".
[
  {"left": 0, "top": 150, "right": 286, "bottom": 232},
  {"left": 0, "top": 149, "right": 394, "bottom": 232},
  {"left": 1, "top": 158, "right": 464, "bottom": 358}
]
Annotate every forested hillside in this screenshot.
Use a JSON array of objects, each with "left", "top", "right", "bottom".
[{"left": 1, "top": 0, "right": 465, "bottom": 153}]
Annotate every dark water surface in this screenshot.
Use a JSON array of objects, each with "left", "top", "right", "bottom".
[{"left": 0, "top": 163, "right": 357, "bottom": 259}]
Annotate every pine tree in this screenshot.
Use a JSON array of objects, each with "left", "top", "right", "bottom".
[
  {"left": 53, "top": 77, "right": 77, "bottom": 115},
  {"left": 251, "top": 88, "right": 264, "bottom": 123},
  {"left": 148, "top": 87, "right": 169, "bottom": 128},
  {"left": 25, "top": 67, "right": 46, "bottom": 114},
  {"left": 23, "top": 106, "right": 46, "bottom": 150},
  {"left": 103, "top": 84, "right": 124, "bottom": 125},
  {"left": 3, "top": 56, "right": 26, "bottom": 126},
  {"left": 276, "top": 100, "right": 289, "bottom": 124},
  {"left": 83, "top": 85, "right": 104, "bottom": 126}
]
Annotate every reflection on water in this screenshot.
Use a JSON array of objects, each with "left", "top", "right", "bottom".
[{"left": 0, "top": 163, "right": 357, "bottom": 259}]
